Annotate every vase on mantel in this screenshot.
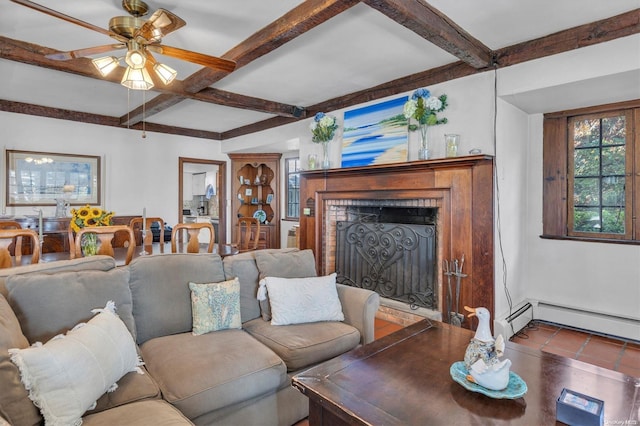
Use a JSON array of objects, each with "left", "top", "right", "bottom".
[
  {"left": 321, "top": 140, "right": 331, "bottom": 169},
  {"left": 418, "top": 123, "right": 430, "bottom": 160}
]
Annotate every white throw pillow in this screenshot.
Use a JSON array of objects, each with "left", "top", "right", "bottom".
[
  {"left": 8, "top": 301, "right": 143, "bottom": 426},
  {"left": 260, "top": 273, "right": 344, "bottom": 326}
]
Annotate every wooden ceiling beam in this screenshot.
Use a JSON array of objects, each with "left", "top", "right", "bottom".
[
  {"left": 122, "top": 0, "right": 358, "bottom": 125},
  {"left": 0, "top": 36, "right": 302, "bottom": 120},
  {"left": 494, "top": 9, "right": 640, "bottom": 67},
  {"left": 223, "top": 9, "right": 640, "bottom": 139},
  {"left": 223, "top": 61, "right": 479, "bottom": 139},
  {"left": 3, "top": 6, "right": 639, "bottom": 140},
  {"left": 0, "top": 99, "right": 222, "bottom": 140},
  {"left": 361, "top": 0, "right": 493, "bottom": 68}
]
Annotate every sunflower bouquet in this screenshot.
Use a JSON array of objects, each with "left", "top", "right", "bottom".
[{"left": 70, "top": 205, "right": 114, "bottom": 255}]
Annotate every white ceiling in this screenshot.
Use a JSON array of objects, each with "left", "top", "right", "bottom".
[{"left": 1, "top": 0, "right": 638, "bottom": 138}]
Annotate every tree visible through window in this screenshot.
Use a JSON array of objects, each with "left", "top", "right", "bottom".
[
  {"left": 285, "top": 158, "right": 300, "bottom": 219},
  {"left": 569, "top": 112, "right": 628, "bottom": 236},
  {"left": 543, "top": 101, "right": 638, "bottom": 243}
]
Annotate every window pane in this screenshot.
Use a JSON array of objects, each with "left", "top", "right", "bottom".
[
  {"left": 602, "top": 115, "right": 625, "bottom": 146},
  {"left": 602, "top": 177, "right": 625, "bottom": 207},
  {"left": 285, "top": 158, "right": 300, "bottom": 219},
  {"left": 601, "top": 146, "right": 625, "bottom": 175},
  {"left": 574, "top": 148, "right": 599, "bottom": 176},
  {"left": 574, "top": 177, "right": 600, "bottom": 206},
  {"left": 573, "top": 207, "right": 601, "bottom": 232},
  {"left": 601, "top": 208, "right": 625, "bottom": 234},
  {"left": 573, "top": 118, "right": 600, "bottom": 148}
]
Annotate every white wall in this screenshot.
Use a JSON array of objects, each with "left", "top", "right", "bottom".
[
  {"left": 523, "top": 114, "right": 640, "bottom": 339},
  {"left": 497, "top": 35, "right": 640, "bottom": 340},
  {"left": 493, "top": 99, "right": 530, "bottom": 325},
  {"left": 1, "top": 113, "right": 228, "bottom": 236}
]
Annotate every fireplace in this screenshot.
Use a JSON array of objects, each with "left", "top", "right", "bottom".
[
  {"left": 298, "top": 156, "right": 495, "bottom": 328},
  {"left": 335, "top": 206, "right": 438, "bottom": 310}
]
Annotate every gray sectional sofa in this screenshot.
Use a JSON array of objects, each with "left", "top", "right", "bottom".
[{"left": 0, "top": 249, "right": 380, "bottom": 425}]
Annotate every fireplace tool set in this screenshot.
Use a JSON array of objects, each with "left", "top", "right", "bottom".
[{"left": 444, "top": 254, "right": 467, "bottom": 327}]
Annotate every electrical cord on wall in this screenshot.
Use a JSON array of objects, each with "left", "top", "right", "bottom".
[{"left": 491, "top": 66, "right": 521, "bottom": 338}]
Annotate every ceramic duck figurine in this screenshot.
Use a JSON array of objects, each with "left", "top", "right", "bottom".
[{"left": 463, "top": 306, "right": 511, "bottom": 391}]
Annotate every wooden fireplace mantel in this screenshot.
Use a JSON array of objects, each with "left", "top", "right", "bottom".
[{"left": 298, "top": 155, "right": 494, "bottom": 328}]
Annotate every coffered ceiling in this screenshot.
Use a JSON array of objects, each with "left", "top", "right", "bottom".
[{"left": 1, "top": 0, "right": 638, "bottom": 141}]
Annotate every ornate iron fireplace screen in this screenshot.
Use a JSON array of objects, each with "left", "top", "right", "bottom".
[{"left": 335, "top": 218, "right": 437, "bottom": 310}]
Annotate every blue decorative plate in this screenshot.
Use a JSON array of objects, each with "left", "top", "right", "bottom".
[
  {"left": 253, "top": 209, "right": 266, "bottom": 223},
  {"left": 450, "top": 361, "right": 527, "bottom": 399}
]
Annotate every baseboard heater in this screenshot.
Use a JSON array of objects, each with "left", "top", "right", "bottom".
[
  {"left": 536, "top": 301, "right": 639, "bottom": 323},
  {"left": 505, "top": 302, "right": 533, "bottom": 324}
]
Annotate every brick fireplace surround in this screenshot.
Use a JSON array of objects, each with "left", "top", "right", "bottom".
[{"left": 298, "top": 156, "right": 494, "bottom": 329}]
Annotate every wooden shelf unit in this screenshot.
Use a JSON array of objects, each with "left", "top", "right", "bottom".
[{"left": 229, "top": 153, "right": 281, "bottom": 249}]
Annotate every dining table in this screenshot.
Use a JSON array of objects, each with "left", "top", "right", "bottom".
[{"left": 16, "top": 242, "right": 239, "bottom": 267}]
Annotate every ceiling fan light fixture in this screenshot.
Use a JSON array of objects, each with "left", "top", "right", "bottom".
[
  {"left": 92, "top": 56, "right": 119, "bottom": 76},
  {"left": 125, "top": 49, "right": 146, "bottom": 69},
  {"left": 153, "top": 62, "right": 177, "bottom": 84},
  {"left": 121, "top": 66, "right": 154, "bottom": 90}
]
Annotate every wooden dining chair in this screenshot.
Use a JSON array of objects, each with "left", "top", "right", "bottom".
[
  {"left": 0, "top": 221, "right": 24, "bottom": 263},
  {"left": 74, "top": 225, "right": 136, "bottom": 265},
  {"left": 171, "top": 223, "right": 215, "bottom": 254},
  {"left": 235, "top": 217, "right": 260, "bottom": 252},
  {"left": 129, "top": 217, "right": 165, "bottom": 254},
  {"left": 0, "top": 229, "right": 40, "bottom": 268}
]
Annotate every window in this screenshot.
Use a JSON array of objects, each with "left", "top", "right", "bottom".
[
  {"left": 285, "top": 157, "right": 301, "bottom": 219},
  {"left": 543, "top": 100, "right": 639, "bottom": 243}
]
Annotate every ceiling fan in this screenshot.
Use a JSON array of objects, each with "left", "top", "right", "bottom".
[{"left": 11, "top": 0, "right": 237, "bottom": 90}]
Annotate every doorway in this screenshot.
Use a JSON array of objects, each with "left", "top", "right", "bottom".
[{"left": 178, "top": 157, "right": 227, "bottom": 244}]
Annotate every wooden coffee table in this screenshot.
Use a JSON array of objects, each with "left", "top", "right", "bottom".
[{"left": 292, "top": 319, "right": 639, "bottom": 425}]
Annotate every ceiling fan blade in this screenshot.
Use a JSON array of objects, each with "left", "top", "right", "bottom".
[
  {"left": 45, "top": 44, "right": 126, "bottom": 61},
  {"left": 135, "top": 9, "right": 186, "bottom": 42},
  {"left": 9, "top": 0, "right": 128, "bottom": 43},
  {"left": 147, "top": 45, "right": 236, "bottom": 73}
]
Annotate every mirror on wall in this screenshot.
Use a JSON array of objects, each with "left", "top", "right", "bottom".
[{"left": 178, "top": 157, "right": 227, "bottom": 244}]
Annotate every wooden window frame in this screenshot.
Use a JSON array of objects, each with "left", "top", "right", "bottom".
[
  {"left": 543, "top": 99, "right": 639, "bottom": 244},
  {"left": 285, "top": 157, "right": 300, "bottom": 220}
]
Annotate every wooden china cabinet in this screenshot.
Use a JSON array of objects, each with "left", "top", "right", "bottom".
[{"left": 229, "top": 153, "right": 281, "bottom": 249}]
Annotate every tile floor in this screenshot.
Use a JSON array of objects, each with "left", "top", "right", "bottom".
[{"left": 510, "top": 320, "right": 640, "bottom": 378}]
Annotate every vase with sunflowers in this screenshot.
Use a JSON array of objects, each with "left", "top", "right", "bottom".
[
  {"left": 310, "top": 112, "right": 339, "bottom": 169},
  {"left": 403, "top": 88, "right": 448, "bottom": 160},
  {"left": 70, "top": 205, "right": 114, "bottom": 256}
]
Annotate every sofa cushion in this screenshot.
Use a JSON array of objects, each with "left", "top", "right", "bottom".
[
  {"left": 260, "top": 273, "right": 344, "bottom": 326},
  {"left": 254, "top": 249, "right": 317, "bottom": 321},
  {"left": 0, "top": 294, "right": 42, "bottom": 426},
  {"left": 0, "top": 255, "right": 116, "bottom": 298},
  {"left": 82, "top": 399, "right": 193, "bottom": 426},
  {"left": 140, "top": 329, "right": 287, "bottom": 420},
  {"left": 222, "top": 248, "right": 300, "bottom": 323},
  {"left": 189, "top": 278, "right": 242, "bottom": 335},
  {"left": 5, "top": 268, "right": 135, "bottom": 343},
  {"left": 243, "top": 318, "right": 360, "bottom": 372},
  {"left": 8, "top": 301, "right": 143, "bottom": 426},
  {"left": 88, "top": 366, "right": 161, "bottom": 416},
  {"left": 128, "top": 253, "right": 226, "bottom": 344}
]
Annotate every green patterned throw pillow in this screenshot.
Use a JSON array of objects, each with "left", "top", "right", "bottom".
[{"left": 189, "top": 278, "right": 242, "bottom": 335}]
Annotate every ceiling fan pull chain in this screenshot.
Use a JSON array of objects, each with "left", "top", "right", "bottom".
[{"left": 142, "top": 90, "right": 146, "bottom": 139}]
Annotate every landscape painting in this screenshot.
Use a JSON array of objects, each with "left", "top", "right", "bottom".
[{"left": 341, "top": 97, "right": 409, "bottom": 168}]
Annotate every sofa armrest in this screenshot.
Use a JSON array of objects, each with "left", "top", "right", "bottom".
[{"left": 336, "top": 284, "right": 380, "bottom": 344}]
